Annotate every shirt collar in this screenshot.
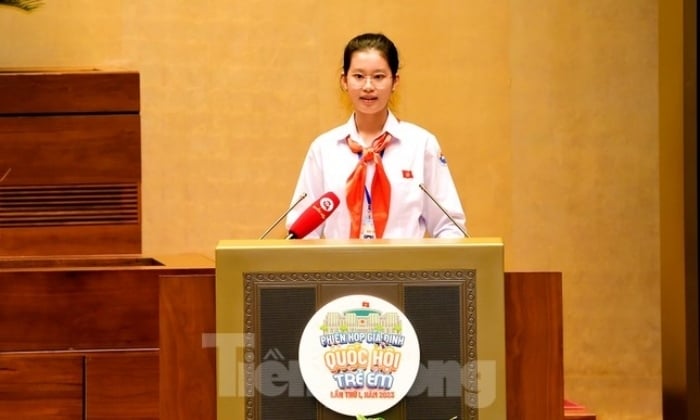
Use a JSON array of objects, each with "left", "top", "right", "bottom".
[{"left": 338, "top": 111, "right": 402, "bottom": 145}]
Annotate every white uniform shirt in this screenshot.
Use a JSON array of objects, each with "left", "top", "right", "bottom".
[{"left": 286, "top": 112, "right": 467, "bottom": 239}]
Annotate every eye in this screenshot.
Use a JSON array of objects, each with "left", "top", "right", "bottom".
[
  {"left": 373, "top": 74, "right": 387, "bottom": 82},
  {"left": 352, "top": 74, "right": 365, "bottom": 81}
]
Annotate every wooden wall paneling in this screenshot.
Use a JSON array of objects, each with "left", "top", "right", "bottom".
[
  {"left": 0, "top": 254, "right": 162, "bottom": 269},
  {"left": 0, "top": 255, "right": 216, "bottom": 420},
  {"left": 0, "top": 354, "right": 84, "bottom": 419},
  {"left": 0, "top": 70, "right": 140, "bottom": 114},
  {"left": 159, "top": 273, "right": 217, "bottom": 420},
  {"left": 0, "top": 114, "right": 141, "bottom": 185},
  {"left": 85, "top": 351, "right": 159, "bottom": 419},
  {"left": 0, "top": 69, "right": 142, "bottom": 256},
  {"left": 0, "top": 269, "right": 160, "bottom": 352},
  {"left": 0, "top": 224, "right": 142, "bottom": 256},
  {"left": 505, "top": 272, "right": 565, "bottom": 420},
  {"left": 565, "top": 413, "right": 597, "bottom": 420}
]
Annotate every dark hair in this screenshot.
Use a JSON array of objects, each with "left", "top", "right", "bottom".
[{"left": 342, "top": 33, "right": 400, "bottom": 77}]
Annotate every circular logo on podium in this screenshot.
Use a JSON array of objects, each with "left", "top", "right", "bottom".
[{"left": 298, "top": 294, "right": 420, "bottom": 417}]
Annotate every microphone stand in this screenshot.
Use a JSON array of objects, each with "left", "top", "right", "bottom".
[
  {"left": 259, "top": 192, "right": 307, "bottom": 239},
  {"left": 418, "top": 184, "right": 470, "bottom": 238},
  {"left": 0, "top": 168, "right": 10, "bottom": 183}
]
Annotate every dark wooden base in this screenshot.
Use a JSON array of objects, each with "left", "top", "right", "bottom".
[{"left": 0, "top": 254, "right": 215, "bottom": 419}]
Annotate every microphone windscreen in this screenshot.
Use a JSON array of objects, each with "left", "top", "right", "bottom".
[{"left": 288, "top": 192, "right": 340, "bottom": 239}]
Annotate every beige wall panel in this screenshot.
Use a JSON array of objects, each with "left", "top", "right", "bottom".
[
  {"left": 508, "top": 2, "right": 660, "bottom": 419},
  {"left": 0, "top": 1, "right": 122, "bottom": 67}
]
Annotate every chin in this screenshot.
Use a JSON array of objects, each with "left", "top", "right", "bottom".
[{"left": 355, "top": 104, "right": 386, "bottom": 115}]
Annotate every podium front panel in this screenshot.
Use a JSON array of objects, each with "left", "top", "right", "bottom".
[{"left": 216, "top": 238, "right": 505, "bottom": 420}]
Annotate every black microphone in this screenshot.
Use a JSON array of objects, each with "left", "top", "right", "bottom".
[
  {"left": 286, "top": 192, "right": 340, "bottom": 239},
  {"left": 259, "top": 192, "right": 308, "bottom": 239},
  {"left": 418, "top": 183, "right": 469, "bottom": 238}
]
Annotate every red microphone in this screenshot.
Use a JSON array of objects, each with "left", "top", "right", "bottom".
[{"left": 286, "top": 192, "right": 340, "bottom": 239}]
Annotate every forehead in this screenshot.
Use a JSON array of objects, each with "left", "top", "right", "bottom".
[{"left": 349, "top": 49, "right": 390, "bottom": 71}]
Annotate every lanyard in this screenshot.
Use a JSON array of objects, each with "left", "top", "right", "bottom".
[{"left": 356, "top": 150, "right": 384, "bottom": 211}]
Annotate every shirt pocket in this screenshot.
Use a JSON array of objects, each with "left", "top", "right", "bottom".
[{"left": 388, "top": 174, "right": 423, "bottom": 224}]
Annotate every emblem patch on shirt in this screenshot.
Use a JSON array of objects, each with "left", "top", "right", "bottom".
[
  {"left": 402, "top": 170, "right": 413, "bottom": 179},
  {"left": 439, "top": 152, "right": 448, "bottom": 166}
]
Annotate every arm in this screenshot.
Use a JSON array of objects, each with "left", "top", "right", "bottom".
[{"left": 421, "top": 135, "right": 467, "bottom": 238}]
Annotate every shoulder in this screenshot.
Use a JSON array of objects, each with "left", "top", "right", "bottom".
[
  {"left": 315, "top": 124, "right": 348, "bottom": 142},
  {"left": 396, "top": 120, "right": 434, "bottom": 138},
  {"left": 392, "top": 119, "right": 440, "bottom": 150},
  {"left": 386, "top": 112, "right": 435, "bottom": 141},
  {"left": 308, "top": 123, "right": 348, "bottom": 150}
]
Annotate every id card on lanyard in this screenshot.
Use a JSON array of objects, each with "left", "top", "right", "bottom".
[{"left": 361, "top": 186, "right": 376, "bottom": 239}]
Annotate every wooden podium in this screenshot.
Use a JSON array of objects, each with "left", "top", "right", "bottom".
[{"left": 216, "top": 238, "right": 509, "bottom": 419}]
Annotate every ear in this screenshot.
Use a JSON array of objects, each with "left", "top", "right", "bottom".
[
  {"left": 392, "top": 73, "right": 400, "bottom": 91},
  {"left": 339, "top": 73, "right": 348, "bottom": 91}
]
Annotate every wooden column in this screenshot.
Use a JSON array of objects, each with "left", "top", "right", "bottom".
[{"left": 505, "top": 272, "right": 565, "bottom": 420}]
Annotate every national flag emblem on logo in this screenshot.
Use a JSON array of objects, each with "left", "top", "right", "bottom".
[
  {"left": 402, "top": 170, "right": 413, "bottom": 179},
  {"left": 362, "top": 301, "right": 370, "bottom": 308}
]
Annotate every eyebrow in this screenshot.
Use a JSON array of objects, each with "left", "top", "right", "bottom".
[{"left": 349, "top": 70, "right": 389, "bottom": 74}]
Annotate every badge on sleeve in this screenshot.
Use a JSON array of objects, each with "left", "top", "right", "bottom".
[{"left": 439, "top": 152, "right": 448, "bottom": 166}]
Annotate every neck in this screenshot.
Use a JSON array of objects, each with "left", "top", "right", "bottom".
[{"left": 354, "top": 110, "right": 389, "bottom": 142}]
